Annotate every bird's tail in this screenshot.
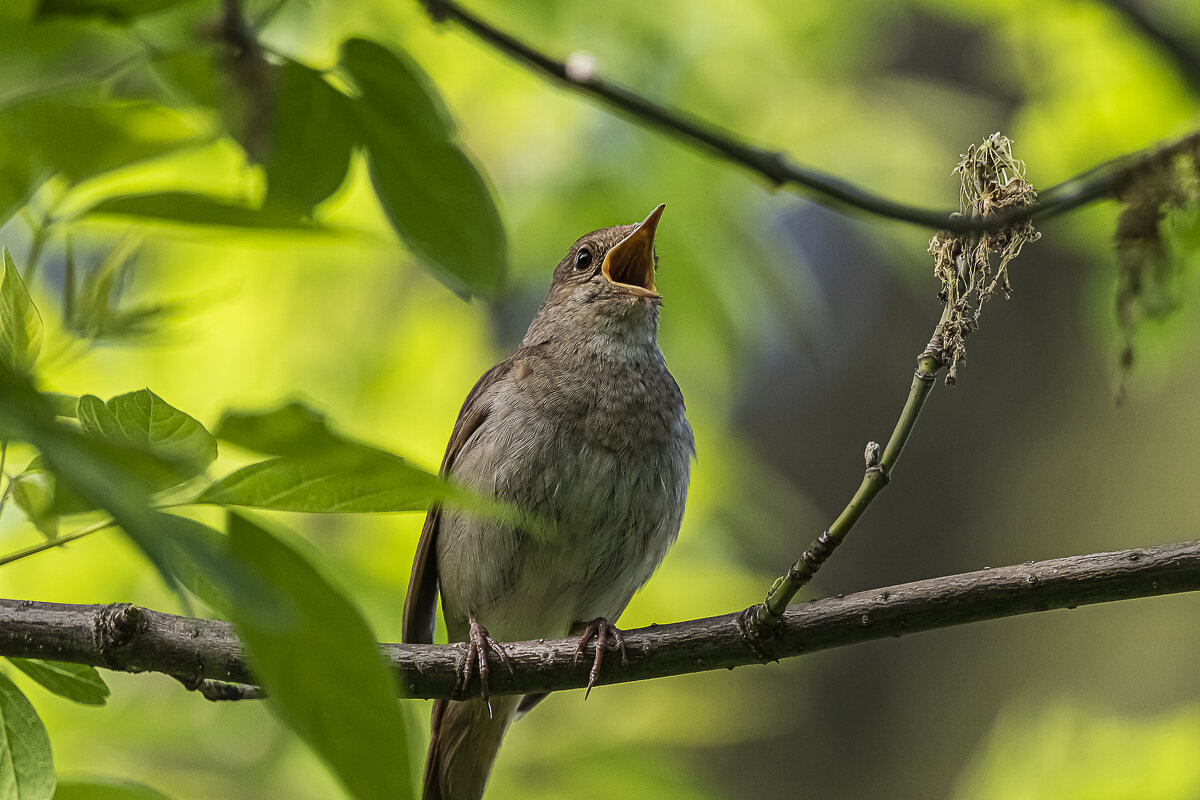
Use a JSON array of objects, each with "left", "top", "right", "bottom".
[{"left": 422, "top": 695, "right": 520, "bottom": 800}]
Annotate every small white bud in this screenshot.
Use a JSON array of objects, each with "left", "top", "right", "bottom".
[
  {"left": 565, "top": 51, "right": 597, "bottom": 82},
  {"left": 864, "top": 441, "right": 881, "bottom": 468}
]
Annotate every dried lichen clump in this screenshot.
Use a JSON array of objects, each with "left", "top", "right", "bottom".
[
  {"left": 1114, "top": 141, "right": 1200, "bottom": 395},
  {"left": 928, "top": 133, "right": 1041, "bottom": 384}
]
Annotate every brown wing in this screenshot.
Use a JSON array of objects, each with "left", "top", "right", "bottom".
[{"left": 402, "top": 360, "right": 513, "bottom": 644}]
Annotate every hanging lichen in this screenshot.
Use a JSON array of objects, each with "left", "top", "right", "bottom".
[
  {"left": 1113, "top": 143, "right": 1200, "bottom": 400},
  {"left": 927, "top": 133, "right": 1041, "bottom": 384}
]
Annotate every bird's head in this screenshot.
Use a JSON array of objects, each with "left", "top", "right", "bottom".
[{"left": 528, "top": 205, "right": 666, "bottom": 341}]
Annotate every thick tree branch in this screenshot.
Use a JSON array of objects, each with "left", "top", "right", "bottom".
[
  {"left": 3, "top": 539, "right": 1199, "bottom": 700},
  {"left": 419, "top": 0, "right": 1200, "bottom": 232}
]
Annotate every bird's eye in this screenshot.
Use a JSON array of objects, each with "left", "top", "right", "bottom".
[{"left": 574, "top": 246, "right": 593, "bottom": 270}]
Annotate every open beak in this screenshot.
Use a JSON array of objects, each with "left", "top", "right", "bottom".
[{"left": 602, "top": 204, "right": 664, "bottom": 298}]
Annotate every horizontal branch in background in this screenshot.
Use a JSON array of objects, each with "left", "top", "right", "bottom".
[
  {"left": 3, "top": 540, "right": 1198, "bottom": 700},
  {"left": 419, "top": 0, "right": 1200, "bottom": 232},
  {"left": 1101, "top": 0, "right": 1200, "bottom": 95}
]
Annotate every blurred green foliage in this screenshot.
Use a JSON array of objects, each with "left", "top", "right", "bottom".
[
  {"left": 955, "top": 701, "right": 1200, "bottom": 800},
  {"left": 0, "top": 0, "right": 1198, "bottom": 798},
  {"left": 226, "top": 512, "right": 416, "bottom": 800}
]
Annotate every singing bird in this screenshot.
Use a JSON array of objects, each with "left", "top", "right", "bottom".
[{"left": 402, "top": 205, "right": 693, "bottom": 800}]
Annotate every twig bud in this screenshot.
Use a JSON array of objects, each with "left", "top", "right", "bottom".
[{"left": 864, "top": 441, "right": 881, "bottom": 468}]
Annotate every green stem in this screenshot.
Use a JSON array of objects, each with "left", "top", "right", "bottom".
[
  {"left": 0, "top": 518, "right": 116, "bottom": 568},
  {"left": 24, "top": 224, "right": 49, "bottom": 286},
  {"left": 748, "top": 341, "right": 944, "bottom": 632},
  {"left": 0, "top": 491, "right": 194, "bottom": 569},
  {"left": 0, "top": 442, "right": 9, "bottom": 518},
  {"left": 22, "top": 191, "right": 66, "bottom": 287}
]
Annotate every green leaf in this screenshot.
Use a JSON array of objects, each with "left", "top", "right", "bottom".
[
  {"left": 77, "top": 390, "right": 217, "bottom": 486},
  {"left": 17, "top": 457, "right": 91, "bottom": 516},
  {"left": 83, "top": 192, "right": 316, "bottom": 230},
  {"left": 0, "top": 374, "right": 187, "bottom": 589},
  {"left": 340, "top": 37, "right": 506, "bottom": 298},
  {"left": 56, "top": 439, "right": 181, "bottom": 510},
  {"left": 147, "top": 50, "right": 218, "bottom": 109},
  {"left": 0, "top": 671, "right": 56, "bottom": 800},
  {"left": 6, "top": 97, "right": 213, "bottom": 183},
  {"left": 0, "top": 120, "right": 40, "bottom": 226},
  {"left": 10, "top": 469, "right": 57, "bottom": 538},
  {"left": 159, "top": 517, "right": 237, "bottom": 612},
  {"left": 0, "top": 394, "right": 282, "bottom": 604},
  {"left": 207, "top": 401, "right": 446, "bottom": 512},
  {"left": 214, "top": 401, "right": 392, "bottom": 460},
  {"left": 265, "top": 60, "right": 354, "bottom": 213},
  {"left": 196, "top": 455, "right": 443, "bottom": 513},
  {"left": 341, "top": 39, "right": 454, "bottom": 142},
  {"left": 42, "top": 393, "right": 78, "bottom": 418},
  {"left": 63, "top": 236, "right": 172, "bottom": 343},
  {"left": 36, "top": 0, "right": 193, "bottom": 24},
  {"left": 7, "top": 660, "right": 109, "bottom": 706},
  {"left": 17, "top": 391, "right": 208, "bottom": 515},
  {"left": 159, "top": 516, "right": 285, "bottom": 625},
  {"left": 0, "top": 248, "right": 43, "bottom": 375},
  {"left": 208, "top": 402, "right": 521, "bottom": 525},
  {"left": 53, "top": 779, "right": 171, "bottom": 800},
  {"left": 363, "top": 140, "right": 506, "bottom": 298},
  {"left": 0, "top": 1, "right": 36, "bottom": 21},
  {"left": 214, "top": 401, "right": 340, "bottom": 456},
  {"left": 227, "top": 513, "right": 414, "bottom": 800},
  {"left": 0, "top": 20, "right": 138, "bottom": 109}
]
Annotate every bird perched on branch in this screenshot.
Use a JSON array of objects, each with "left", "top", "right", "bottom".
[{"left": 403, "top": 204, "right": 693, "bottom": 800}]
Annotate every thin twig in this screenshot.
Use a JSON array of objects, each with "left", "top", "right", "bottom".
[
  {"left": 2, "top": 540, "right": 1199, "bottom": 698},
  {"left": 742, "top": 335, "right": 943, "bottom": 638},
  {"left": 745, "top": 134, "right": 1040, "bottom": 636},
  {"left": 1, "top": 492, "right": 197, "bottom": 568},
  {"left": 419, "top": 0, "right": 960, "bottom": 228},
  {"left": 419, "top": 0, "right": 1200, "bottom": 233},
  {"left": 0, "top": 518, "right": 115, "bottom": 568}
]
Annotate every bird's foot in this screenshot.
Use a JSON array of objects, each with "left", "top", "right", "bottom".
[
  {"left": 572, "top": 617, "right": 628, "bottom": 699},
  {"left": 458, "top": 613, "right": 512, "bottom": 715}
]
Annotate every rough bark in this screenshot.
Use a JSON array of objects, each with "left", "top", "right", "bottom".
[{"left": 3, "top": 539, "right": 1197, "bottom": 700}]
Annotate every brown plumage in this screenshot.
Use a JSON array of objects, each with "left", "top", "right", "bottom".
[{"left": 403, "top": 206, "right": 693, "bottom": 799}]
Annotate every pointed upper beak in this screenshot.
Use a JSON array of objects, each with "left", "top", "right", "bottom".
[{"left": 602, "top": 204, "right": 664, "bottom": 298}]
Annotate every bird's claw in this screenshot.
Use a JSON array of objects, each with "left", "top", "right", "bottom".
[
  {"left": 572, "top": 617, "right": 627, "bottom": 699},
  {"left": 458, "top": 614, "right": 512, "bottom": 715}
]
